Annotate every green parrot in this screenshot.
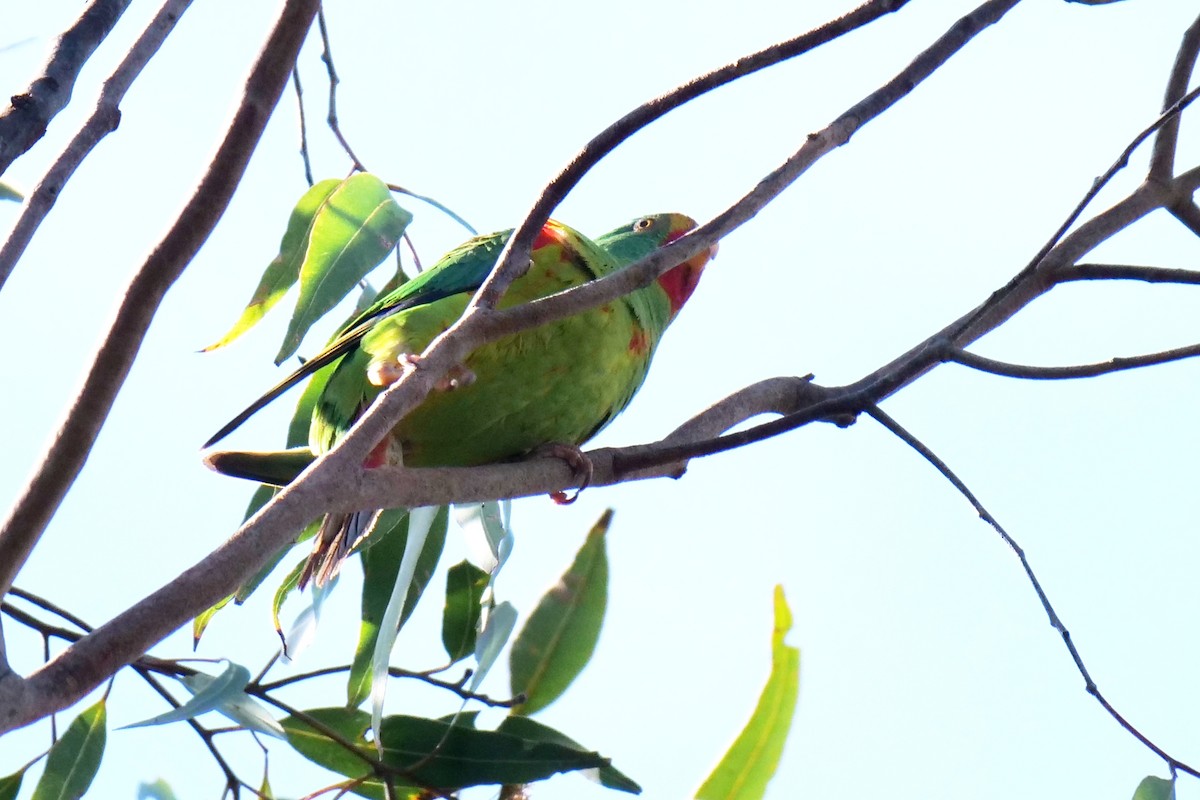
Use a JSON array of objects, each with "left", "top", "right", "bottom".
[{"left": 204, "top": 213, "right": 714, "bottom": 586}]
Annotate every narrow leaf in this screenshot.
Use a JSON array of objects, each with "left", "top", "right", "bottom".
[
  {"left": 203, "top": 178, "right": 342, "bottom": 352},
  {"left": 179, "top": 672, "right": 284, "bottom": 738},
  {"left": 31, "top": 697, "right": 106, "bottom": 800},
  {"left": 371, "top": 506, "right": 442, "bottom": 739},
  {"left": 348, "top": 506, "right": 448, "bottom": 706},
  {"left": 0, "top": 182, "right": 23, "bottom": 202},
  {"left": 510, "top": 510, "right": 611, "bottom": 714},
  {"left": 498, "top": 715, "right": 640, "bottom": 794},
  {"left": 121, "top": 662, "right": 251, "bottom": 729},
  {"left": 695, "top": 585, "right": 800, "bottom": 800},
  {"left": 470, "top": 601, "right": 517, "bottom": 694},
  {"left": 1133, "top": 776, "right": 1175, "bottom": 800},
  {"left": 276, "top": 173, "right": 413, "bottom": 363},
  {"left": 282, "top": 708, "right": 610, "bottom": 792},
  {"left": 441, "top": 560, "right": 490, "bottom": 663}
]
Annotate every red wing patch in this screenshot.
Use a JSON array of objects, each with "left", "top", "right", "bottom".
[{"left": 628, "top": 325, "right": 649, "bottom": 355}]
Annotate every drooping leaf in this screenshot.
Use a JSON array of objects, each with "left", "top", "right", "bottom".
[
  {"left": 192, "top": 591, "right": 233, "bottom": 645},
  {"left": 497, "top": 715, "right": 640, "bottom": 794},
  {"left": 1133, "top": 776, "right": 1176, "bottom": 800},
  {"left": 178, "top": 672, "right": 284, "bottom": 738},
  {"left": 31, "top": 697, "right": 106, "bottom": 800},
  {"left": 695, "top": 585, "right": 800, "bottom": 800},
  {"left": 0, "top": 182, "right": 23, "bottom": 202},
  {"left": 282, "top": 707, "right": 611, "bottom": 794},
  {"left": 469, "top": 601, "right": 518, "bottom": 694},
  {"left": 348, "top": 506, "right": 448, "bottom": 706},
  {"left": 441, "top": 560, "right": 490, "bottom": 663},
  {"left": 0, "top": 767, "right": 25, "bottom": 800},
  {"left": 121, "top": 662, "right": 251, "bottom": 730},
  {"left": 276, "top": 173, "right": 412, "bottom": 363},
  {"left": 370, "top": 506, "right": 444, "bottom": 739},
  {"left": 509, "top": 510, "right": 611, "bottom": 715},
  {"left": 203, "top": 178, "right": 343, "bottom": 352}
]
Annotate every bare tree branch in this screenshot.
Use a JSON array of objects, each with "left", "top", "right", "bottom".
[
  {"left": 1065, "top": 263, "right": 1200, "bottom": 284},
  {"left": 0, "top": 0, "right": 132, "bottom": 176},
  {"left": 0, "top": 0, "right": 322, "bottom": 701},
  {"left": 0, "top": 1, "right": 1029, "bottom": 734},
  {"left": 951, "top": 343, "right": 1200, "bottom": 380},
  {"left": 864, "top": 404, "right": 1200, "bottom": 779},
  {"left": 1149, "top": 11, "right": 1200, "bottom": 180},
  {"left": 0, "top": 0, "right": 195, "bottom": 292}
]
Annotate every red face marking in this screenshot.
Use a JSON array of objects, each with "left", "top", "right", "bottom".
[{"left": 657, "top": 262, "right": 702, "bottom": 316}]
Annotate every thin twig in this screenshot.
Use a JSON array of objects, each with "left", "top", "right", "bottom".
[
  {"left": 0, "top": 0, "right": 132, "bottom": 175},
  {"left": 292, "top": 67, "right": 315, "bottom": 186},
  {"left": 1065, "top": 263, "right": 1200, "bottom": 285},
  {"left": 256, "top": 664, "right": 520, "bottom": 708},
  {"left": 0, "top": 0, "right": 320, "bottom": 607},
  {"left": 317, "top": 8, "right": 366, "bottom": 171},
  {"left": 0, "top": 0, "right": 195, "bottom": 292},
  {"left": 863, "top": 404, "right": 1200, "bottom": 779},
  {"left": 950, "top": 343, "right": 1200, "bottom": 380}
]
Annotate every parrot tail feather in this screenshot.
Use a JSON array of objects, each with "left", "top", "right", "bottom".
[{"left": 299, "top": 510, "right": 378, "bottom": 588}]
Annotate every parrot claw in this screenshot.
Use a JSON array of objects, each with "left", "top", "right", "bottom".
[
  {"left": 369, "top": 352, "right": 476, "bottom": 392},
  {"left": 536, "top": 443, "right": 593, "bottom": 505}
]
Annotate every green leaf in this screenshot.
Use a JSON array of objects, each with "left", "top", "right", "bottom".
[
  {"left": 136, "top": 778, "right": 179, "bottom": 800},
  {"left": 509, "top": 509, "right": 611, "bottom": 714},
  {"left": 348, "top": 506, "right": 449, "bottom": 706},
  {"left": 695, "top": 585, "right": 800, "bottom": 800},
  {"left": 178, "top": 671, "right": 284, "bottom": 738},
  {"left": 0, "top": 182, "right": 22, "bottom": 202},
  {"left": 1132, "top": 776, "right": 1175, "bottom": 800},
  {"left": 192, "top": 591, "right": 232, "bottom": 645},
  {"left": 276, "top": 173, "right": 412, "bottom": 363},
  {"left": 0, "top": 768, "right": 25, "bottom": 800},
  {"left": 203, "top": 178, "right": 342, "bottom": 352},
  {"left": 497, "top": 715, "right": 640, "bottom": 794},
  {"left": 282, "top": 707, "right": 610, "bottom": 794},
  {"left": 121, "top": 662, "right": 251, "bottom": 730},
  {"left": 32, "top": 697, "right": 106, "bottom": 800},
  {"left": 470, "top": 601, "right": 517, "bottom": 694},
  {"left": 272, "top": 555, "right": 310, "bottom": 644},
  {"left": 441, "top": 560, "right": 490, "bottom": 663}
]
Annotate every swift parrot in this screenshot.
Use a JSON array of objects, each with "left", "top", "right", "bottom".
[{"left": 204, "top": 213, "right": 715, "bottom": 586}]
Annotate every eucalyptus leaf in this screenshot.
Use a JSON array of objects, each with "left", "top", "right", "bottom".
[
  {"left": 695, "top": 586, "right": 800, "bottom": 800},
  {"left": 510, "top": 510, "right": 611, "bottom": 714},
  {"left": 31, "top": 697, "right": 106, "bottom": 800}
]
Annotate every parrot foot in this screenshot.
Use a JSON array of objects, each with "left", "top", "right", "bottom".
[
  {"left": 368, "top": 352, "right": 476, "bottom": 392},
  {"left": 535, "top": 443, "right": 593, "bottom": 505}
]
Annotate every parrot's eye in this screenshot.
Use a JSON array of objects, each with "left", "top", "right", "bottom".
[{"left": 634, "top": 217, "right": 654, "bottom": 232}]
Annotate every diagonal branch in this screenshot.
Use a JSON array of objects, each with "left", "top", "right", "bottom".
[
  {"left": 0, "top": 0, "right": 320, "bottom": 612},
  {"left": 864, "top": 404, "right": 1200, "bottom": 779},
  {"left": 951, "top": 343, "right": 1200, "bottom": 380},
  {"left": 0, "top": 0, "right": 131, "bottom": 176},
  {"left": 0, "top": 0, "right": 195, "bottom": 293},
  {"left": 1149, "top": 11, "right": 1200, "bottom": 180},
  {"left": 0, "top": 0, "right": 1022, "bottom": 734}
]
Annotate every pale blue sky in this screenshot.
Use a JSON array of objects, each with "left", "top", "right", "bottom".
[{"left": 2, "top": 2, "right": 1199, "bottom": 798}]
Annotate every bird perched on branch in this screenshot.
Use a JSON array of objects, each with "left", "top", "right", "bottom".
[{"left": 204, "top": 213, "right": 715, "bottom": 587}]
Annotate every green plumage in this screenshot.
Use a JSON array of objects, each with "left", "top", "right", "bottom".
[{"left": 204, "top": 213, "right": 711, "bottom": 584}]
